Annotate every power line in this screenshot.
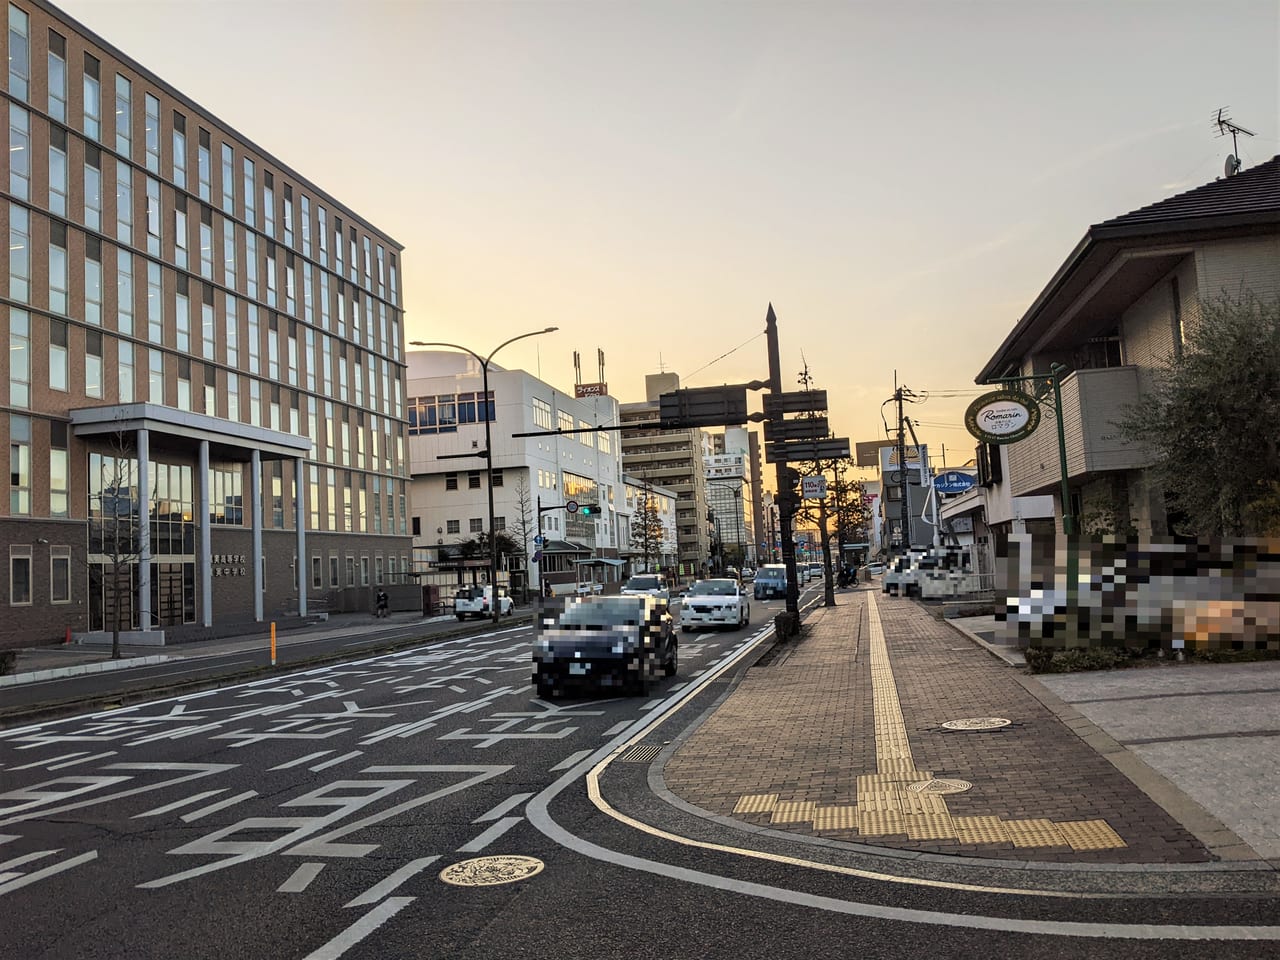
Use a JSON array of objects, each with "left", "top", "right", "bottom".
[{"left": 685, "top": 331, "right": 766, "bottom": 384}]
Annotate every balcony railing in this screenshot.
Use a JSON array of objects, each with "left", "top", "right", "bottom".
[{"left": 1006, "top": 365, "right": 1151, "bottom": 497}]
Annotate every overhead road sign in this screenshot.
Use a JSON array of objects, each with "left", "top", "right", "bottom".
[
  {"left": 934, "top": 471, "right": 977, "bottom": 494},
  {"left": 764, "top": 416, "right": 830, "bottom": 442},
  {"left": 765, "top": 437, "right": 851, "bottom": 463},
  {"left": 763, "top": 390, "right": 828, "bottom": 417},
  {"left": 659, "top": 386, "right": 749, "bottom": 429}
]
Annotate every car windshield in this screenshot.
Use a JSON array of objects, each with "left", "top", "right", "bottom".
[
  {"left": 624, "top": 577, "right": 661, "bottom": 591},
  {"left": 556, "top": 597, "right": 647, "bottom": 626},
  {"left": 758, "top": 567, "right": 786, "bottom": 581},
  {"left": 457, "top": 587, "right": 482, "bottom": 599},
  {"left": 688, "top": 580, "right": 737, "bottom": 596}
]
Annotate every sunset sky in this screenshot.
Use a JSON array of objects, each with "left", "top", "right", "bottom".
[{"left": 60, "top": 0, "right": 1280, "bottom": 472}]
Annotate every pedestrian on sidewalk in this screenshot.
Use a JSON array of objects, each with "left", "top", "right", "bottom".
[{"left": 375, "top": 587, "right": 389, "bottom": 618}]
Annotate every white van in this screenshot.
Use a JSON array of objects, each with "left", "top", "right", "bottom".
[{"left": 454, "top": 585, "right": 514, "bottom": 620}]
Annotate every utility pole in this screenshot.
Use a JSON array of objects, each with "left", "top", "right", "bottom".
[
  {"left": 895, "top": 375, "right": 910, "bottom": 556},
  {"left": 765, "top": 304, "right": 801, "bottom": 623}
]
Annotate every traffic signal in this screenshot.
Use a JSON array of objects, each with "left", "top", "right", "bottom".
[{"left": 579, "top": 503, "right": 600, "bottom": 516}]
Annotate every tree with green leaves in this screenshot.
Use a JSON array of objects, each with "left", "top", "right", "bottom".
[
  {"left": 1117, "top": 294, "right": 1280, "bottom": 538},
  {"left": 630, "top": 490, "right": 666, "bottom": 573}
]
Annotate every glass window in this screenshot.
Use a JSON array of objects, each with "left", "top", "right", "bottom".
[
  {"left": 242, "top": 157, "right": 255, "bottom": 226},
  {"left": 220, "top": 143, "right": 234, "bottom": 213},
  {"left": 10, "top": 414, "right": 31, "bottom": 515},
  {"left": 147, "top": 259, "right": 162, "bottom": 341},
  {"left": 174, "top": 204, "right": 188, "bottom": 269},
  {"left": 149, "top": 347, "right": 164, "bottom": 403},
  {"left": 86, "top": 328, "right": 103, "bottom": 398},
  {"left": 144, "top": 93, "right": 160, "bottom": 173},
  {"left": 197, "top": 128, "right": 211, "bottom": 201},
  {"left": 199, "top": 211, "right": 213, "bottom": 279},
  {"left": 317, "top": 205, "right": 328, "bottom": 266},
  {"left": 175, "top": 278, "right": 189, "bottom": 352},
  {"left": 49, "top": 125, "right": 67, "bottom": 216},
  {"left": 9, "top": 202, "right": 28, "bottom": 302},
  {"left": 9, "top": 104, "right": 29, "bottom": 199},
  {"left": 282, "top": 183, "right": 293, "bottom": 246},
  {"left": 47, "top": 30, "right": 66, "bottom": 120},
  {"left": 247, "top": 304, "right": 260, "bottom": 374},
  {"left": 300, "top": 195, "right": 311, "bottom": 256},
  {"left": 48, "top": 222, "right": 68, "bottom": 314},
  {"left": 85, "top": 237, "right": 102, "bottom": 324},
  {"left": 83, "top": 53, "right": 101, "bottom": 140},
  {"left": 8, "top": 309, "right": 28, "bottom": 407},
  {"left": 223, "top": 218, "right": 236, "bottom": 287},
  {"left": 468, "top": 471, "right": 480, "bottom": 489},
  {"left": 115, "top": 160, "right": 132, "bottom": 243},
  {"left": 118, "top": 339, "right": 134, "bottom": 402},
  {"left": 225, "top": 294, "right": 238, "bottom": 367},
  {"left": 116, "top": 248, "right": 133, "bottom": 335},
  {"left": 7, "top": 4, "right": 28, "bottom": 101},
  {"left": 171, "top": 112, "right": 186, "bottom": 188},
  {"left": 51, "top": 423, "right": 68, "bottom": 509},
  {"left": 49, "top": 319, "right": 68, "bottom": 391},
  {"left": 177, "top": 355, "right": 190, "bottom": 411},
  {"left": 263, "top": 171, "right": 275, "bottom": 237},
  {"left": 446, "top": 519, "right": 460, "bottom": 535},
  {"left": 84, "top": 149, "right": 102, "bottom": 230},
  {"left": 145, "top": 176, "right": 161, "bottom": 256},
  {"left": 201, "top": 287, "right": 215, "bottom": 360},
  {"left": 9, "top": 548, "right": 32, "bottom": 606},
  {"left": 51, "top": 547, "right": 71, "bottom": 602},
  {"left": 245, "top": 230, "right": 258, "bottom": 298},
  {"left": 533, "top": 397, "right": 553, "bottom": 429},
  {"left": 469, "top": 518, "right": 483, "bottom": 533},
  {"left": 114, "top": 74, "right": 131, "bottom": 156}
]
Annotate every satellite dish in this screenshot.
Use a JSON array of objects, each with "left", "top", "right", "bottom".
[{"left": 1225, "top": 154, "right": 1240, "bottom": 177}]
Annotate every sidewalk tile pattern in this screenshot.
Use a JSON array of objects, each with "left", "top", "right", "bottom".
[{"left": 663, "top": 591, "right": 1214, "bottom": 863}]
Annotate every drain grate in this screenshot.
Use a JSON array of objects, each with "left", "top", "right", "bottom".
[
  {"left": 940, "top": 717, "right": 1011, "bottom": 731},
  {"left": 619, "top": 743, "right": 661, "bottom": 763}
]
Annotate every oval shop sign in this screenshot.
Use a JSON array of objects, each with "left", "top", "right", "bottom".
[{"left": 964, "top": 390, "right": 1041, "bottom": 444}]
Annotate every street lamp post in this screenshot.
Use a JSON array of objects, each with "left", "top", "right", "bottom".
[{"left": 409, "top": 327, "right": 558, "bottom": 623}]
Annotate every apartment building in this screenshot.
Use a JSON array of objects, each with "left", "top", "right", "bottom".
[
  {"left": 2, "top": 1, "right": 411, "bottom": 648},
  {"left": 619, "top": 372, "right": 711, "bottom": 571}
]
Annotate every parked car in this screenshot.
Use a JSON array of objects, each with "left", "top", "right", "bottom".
[
  {"left": 453, "top": 585, "right": 514, "bottom": 620},
  {"left": 679, "top": 578, "right": 751, "bottom": 632},
  {"left": 532, "top": 595, "right": 677, "bottom": 698},
  {"left": 620, "top": 574, "right": 671, "bottom": 602},
  {"left": 753, "top": 564, "right": 788, "bottom": 600}
]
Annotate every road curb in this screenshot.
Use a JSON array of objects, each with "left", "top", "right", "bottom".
[{"left": 0, "top": 654, "right": 171, "bottom": 686}]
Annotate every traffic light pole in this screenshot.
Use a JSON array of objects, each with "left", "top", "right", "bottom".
[{"left": 765, "top": 305, "right": 801, "bottom": 624}]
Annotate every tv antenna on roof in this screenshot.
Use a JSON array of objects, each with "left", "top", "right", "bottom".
[{"left": 1214, "top": 107, "right": 1255, "bottom": 177}]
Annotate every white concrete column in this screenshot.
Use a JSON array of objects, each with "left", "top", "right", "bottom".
[
  {"left": 137, "top": 428, "right": 152, "bottom": 631},
  {"left": 251, "top": 449, "right": 263, "bottom": 622},
  {"left": 295, "top": 457, "right": 307, "bottom": 617},
  {"left": 199, "top": 440, "right": 212, "bottom": 627}
]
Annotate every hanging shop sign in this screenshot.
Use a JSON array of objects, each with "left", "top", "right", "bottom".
[{"left": 964, "top": 390, "right": 1041, "bottom": 444}]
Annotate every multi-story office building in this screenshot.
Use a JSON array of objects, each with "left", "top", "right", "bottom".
[
  {"left": 1, "top": 1, "right": 411, "bottom": 648},
  {"left": 406, "top": 351, "right": 627, "bottom": 596},
  {"left": 619, "top": 372, "right": 711, "bottom": 571}
]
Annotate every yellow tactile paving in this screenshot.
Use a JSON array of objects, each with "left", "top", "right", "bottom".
[
  {"left": 1057, "top": 819, "right": 1127, "bottom": 851},
  {"left": 770, "top": 800, "right": 817, "bottom": 824},
  {"left": 1003, "top": 817, "right": 1069, "bottom": 848},
  {"left": 723, "top": 594, "right": 1129, "bottom": 853},
  {"left": 812, "top": 805, "right": 859, "bottom": 831},
  {"left": 733, "top": 793, "right": 778, "bottom": 815},
  {"left": 953, "top": 815, "right": 1012, "bottom": 845}
]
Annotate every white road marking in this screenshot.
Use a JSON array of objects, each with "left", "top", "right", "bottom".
[
  {"left": 10, "top": 752, "right": 91, "bottom": 770},
  {"left": 269, "top": 751, "right": 333, "bottom": 770},
  {"left": 0, "top": 850, "right": 97, "bottom": 897},
  {"left": 602, "top": 721, "right": 630, "bottom": 736},
  {"left": 133, "top": 789, "right": 227, "bottom": 819},
  {"left": 344, "top": 856, "right": 440, "bottom": 908},
  {"left": 457, "top": 816, "right": 522, "bottom": 853},
  {"left": 180, "top": 790, "right": 258, "bottom": 822},
  {"left": 0, "top": 850, "right": 57, "bottom": 871},
  {"left": 301, "top": 896, "right": 414, "bottom": 960},
  {"left": 639, "top": 699, "right": 666, "bottom": 711},
  {"left": 309, "top": 751, "right": 363, "bottom": 772},
  {"left": 47, "top": 751, "right": 118, "bottom": 770},
  {"left": 278, "top": 861, "right": 326, "bottom": 893},
  {"left": 549, "top": 749, "right": 592, "bottom": 772},
  {"left": 473, "top": 792, "right": 533, "bottom": 823}
]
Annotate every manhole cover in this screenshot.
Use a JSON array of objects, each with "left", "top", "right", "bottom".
[
  {"left": 940, "top": 717, "right": 1012, "bottom": 731},
  {"left": 907, "top": 778, "right": 973, "bottom": 795},
  {"left": 439, "top": 855, "right": 545, "bottom": 887}
]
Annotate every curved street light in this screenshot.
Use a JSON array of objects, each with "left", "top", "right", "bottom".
[{"left": 409, "top": 327, "right": 559, "bottom": 622}]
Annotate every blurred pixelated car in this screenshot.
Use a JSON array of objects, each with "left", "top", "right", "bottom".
[
  {"left": 532, "top": 595, "right": 676, "bottom": 698},
  {"left": 679, "top": 578, "right": 751, "bottom": 632}
]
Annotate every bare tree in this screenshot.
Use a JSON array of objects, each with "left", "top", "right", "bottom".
[
  {"left": 511, "top": 473, "right": 536, "bottom": 601},
  {"left": 88, "top": 432, "right": 144, "bottom": 660}
]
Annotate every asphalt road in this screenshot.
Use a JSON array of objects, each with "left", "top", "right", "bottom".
[{"left": 2, "top": 589, "right": 1277, "bottom": 960}]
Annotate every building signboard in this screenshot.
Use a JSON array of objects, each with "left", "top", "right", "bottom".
[
  {"left": 964, "top": 390, "right": 1041, "bottom": 444},
  {"left": 574, "top": 382, "right": 608, "bottom": 398}
]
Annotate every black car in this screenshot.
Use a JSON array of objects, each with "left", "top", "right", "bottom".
[{"left": 532, "top": 595, "right": 677, "bottom": 699}]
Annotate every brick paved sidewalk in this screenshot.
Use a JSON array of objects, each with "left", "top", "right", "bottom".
[{"left": 663, "top": 590, "right": 1215, "bottom": 863}]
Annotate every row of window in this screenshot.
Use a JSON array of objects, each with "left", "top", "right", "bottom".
[
  {"left": 406, "top": 392, "right": 493, "bottom": 435},
  {"left": 442, "top": 469, "right": 503, "bottom": 491},
  {"left": 5, "top": 211, "right": 406, "bottom": 419},
  {"left": 309, "top": 551, "right": 412, "bottom": 591},
  {"left": 8, "top": 543, "right": 69, "bottom": 604},
  {"left": 7, "top": 4, "right": 400, "bottom": 307}
]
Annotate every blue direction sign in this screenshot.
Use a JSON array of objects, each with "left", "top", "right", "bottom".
[
  {"left": 534, "top": 535, "right": 545, "bottom": 546},
  {"left": 933, "top": 471, "right": 977, "bottom": 494}
]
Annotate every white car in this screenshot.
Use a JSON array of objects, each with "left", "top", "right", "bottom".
[
  {"left": 620, "top": 574, "right": 671, "bottom": 602},
  {"left": 453, "top": 585, "right": 514, "bottom": 620},
  {"left": 679, "top": 578, "right": 751, "bottom": 632}
]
